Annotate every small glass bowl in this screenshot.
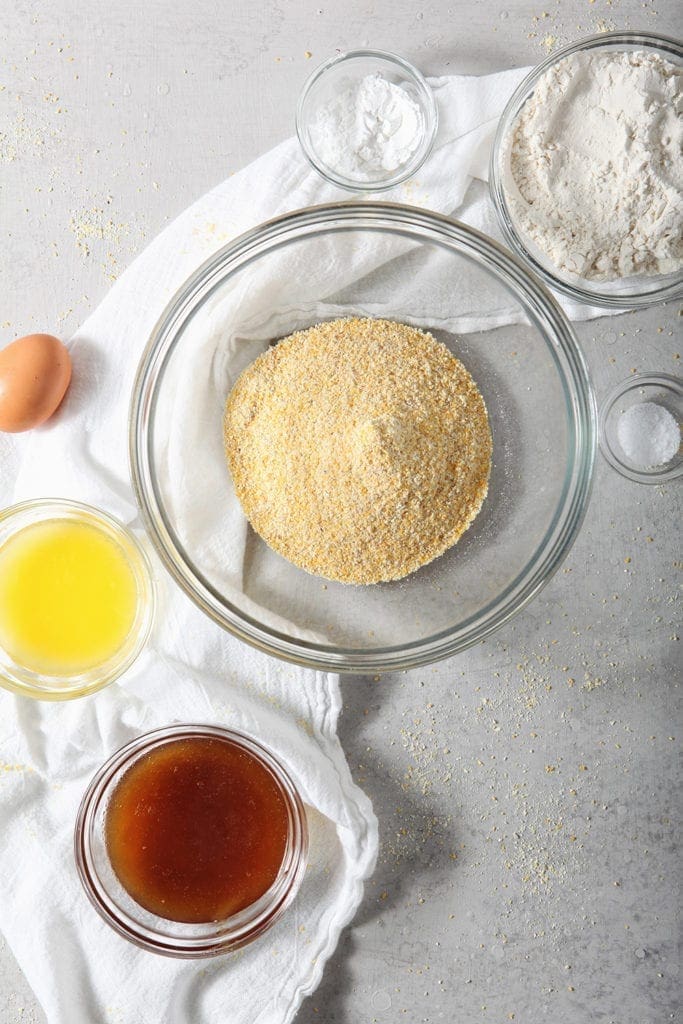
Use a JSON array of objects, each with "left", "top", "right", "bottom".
[
  {"left": 490, "top": 31, "right": 683, "bottom": 309},
  {"left": 599, "top": 373, "right": 682, "bottom": 484},
  {"left": 296, "top": 48, "right": 438, "bottom": 191},
  {"left": 0, "top": 499, "right": 155, "bottom": 700},
  {"left": 74, "top": 724, "right": 309, "bottom": 957}
]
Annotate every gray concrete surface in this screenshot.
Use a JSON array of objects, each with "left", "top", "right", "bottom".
[{"left": 1, "top": 1, "right": 681, "bottom": 1022}]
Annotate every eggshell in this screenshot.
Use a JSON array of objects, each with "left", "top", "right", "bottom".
[{"left": 0, "top": 333, "right": 72, "bottom": 433}]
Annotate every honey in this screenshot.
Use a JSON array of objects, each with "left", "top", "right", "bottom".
[{"left": 105, "top": 736, "right": 291, "bottom": 924}]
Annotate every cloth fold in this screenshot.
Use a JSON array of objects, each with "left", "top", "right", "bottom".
[{"left": 1, "top": 65, "right": 612, "bottom": 1024}]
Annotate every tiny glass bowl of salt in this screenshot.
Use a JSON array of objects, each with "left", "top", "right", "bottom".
[
  {"left": 599, "top": 373, "right": 682, "bottom": 484},
  {"left": 490, "top": 31, "right": 683, "bottom": 309},
  {"left": 296, "top": 49, "right": 437, "bottom": 192}
]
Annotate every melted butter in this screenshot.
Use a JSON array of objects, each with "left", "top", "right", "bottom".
[{"left": 0, "top": 518, "right": 138, "bottom": 675}]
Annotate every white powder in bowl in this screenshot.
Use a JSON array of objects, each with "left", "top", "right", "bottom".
[
  {"left": 307, "top": 72, "right": 424, "bottom": 181},
  {"left": 505, "top": 50, "right": 683, "bottom": 281},
  {"left": 617, "top": 401, "right": 680, "bottom": 467}
]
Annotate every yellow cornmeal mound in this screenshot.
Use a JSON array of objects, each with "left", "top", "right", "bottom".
[{"left": 223, "top": 318, "right": 492, "bottom": 585}]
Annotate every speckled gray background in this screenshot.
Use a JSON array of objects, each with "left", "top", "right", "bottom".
[{"left": 1, "top": 1, "right": 681, "bottom": 1022}]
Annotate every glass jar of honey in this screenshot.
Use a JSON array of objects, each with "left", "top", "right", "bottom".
[{"left": 74, "top": 724, "right": 309, "bottom": 956}]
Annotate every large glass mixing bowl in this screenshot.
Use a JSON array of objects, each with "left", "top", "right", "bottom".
[{"left": 130, "top": 203, "right": 595, "bottom": 672}]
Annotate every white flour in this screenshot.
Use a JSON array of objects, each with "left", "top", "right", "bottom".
[
  {"left": 308, "top": 72, "right": 423, "bottom": 180},
  {"left": 505, "top": 50, "right": 683, "bottom": 281}
]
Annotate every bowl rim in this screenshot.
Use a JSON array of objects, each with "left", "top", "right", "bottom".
[
  {"left": 598, "top": 372, "right": 683, "bottom": 484},
  {"left": 74, "top": 723, "right": 309, "bottom": 957},
  {"left": 129, "top": 201, "right": 596, "bottom": 673},
  {"left": 295, "top": 47, "right": 438, "bottom": 192},
  {"left": 489, "top": 30, "right": 683, "bottom": 310},
  {"left": 0, "top": 498, "right": 155, "bottom": 700}
]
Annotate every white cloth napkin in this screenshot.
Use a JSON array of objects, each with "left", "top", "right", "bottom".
[{"left": 0, "top": 66, "right": 613, "bottom": 1024}]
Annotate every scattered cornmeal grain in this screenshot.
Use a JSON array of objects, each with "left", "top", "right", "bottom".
[{"left": 223, "top": 318, "right": 492, "bottom": 585}]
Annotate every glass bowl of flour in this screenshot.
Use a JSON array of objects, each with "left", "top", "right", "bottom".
[
  {"left": 296, "top": 49, "right": 438, "bottom": 191},
  {"left": 490, "top": 32, "right": 683, "bottom": 309}
]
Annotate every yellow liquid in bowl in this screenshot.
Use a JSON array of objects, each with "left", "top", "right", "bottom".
[{"left": 0, "top": 519, "right": 139, "bottom": 676}]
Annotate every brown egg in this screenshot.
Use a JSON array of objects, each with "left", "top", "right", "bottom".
[{"left": 0, "top": 333, "right": 72, "bottom": 433}]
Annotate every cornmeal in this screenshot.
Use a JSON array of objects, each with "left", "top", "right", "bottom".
[{"left": 223, "top": 318, "right": 492, "bottom": 585}]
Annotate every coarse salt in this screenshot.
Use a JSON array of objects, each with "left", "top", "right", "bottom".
[{"left": 617, "top": 401, "right": 680, "bottom": 468}]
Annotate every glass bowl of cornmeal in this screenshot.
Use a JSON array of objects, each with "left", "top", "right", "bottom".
[
  {"left": 130, "top": 202, "right": 596, "bottom": 673},
  {"left": 0, "top": 499, "right": 155, "bottom": 700}
]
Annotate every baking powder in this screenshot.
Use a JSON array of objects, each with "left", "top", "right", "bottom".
[
  {"left": 505, "top": 50, "right": 683, "bottom": 281},
  {"left": 308, "top": 72, "right": 423, "bottom": 181}
]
